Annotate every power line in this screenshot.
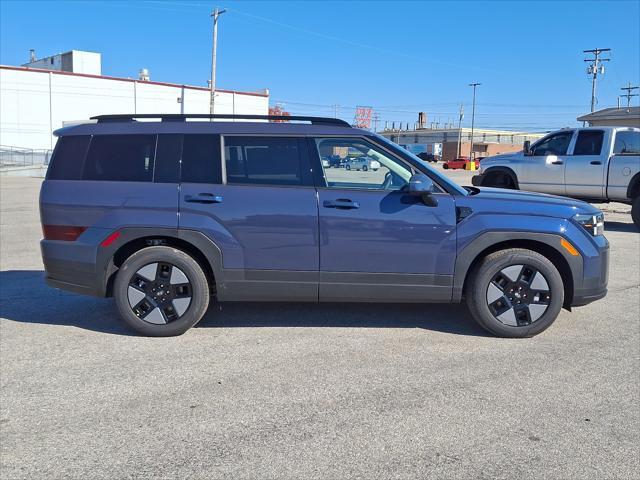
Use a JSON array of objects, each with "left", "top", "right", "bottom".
[
  {"left": 620, "top": 82, "right": 639, "bottom": 108},
  {"left": 583, "top": 48, "right": 611, "bottom": 113}
]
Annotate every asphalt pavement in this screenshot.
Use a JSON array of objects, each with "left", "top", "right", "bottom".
[{"left": 1, "top": 174, "right": 638, "bottom": 480}]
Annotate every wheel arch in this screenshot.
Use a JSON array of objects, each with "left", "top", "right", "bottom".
[
  {"left": 483, "top": 166, "right": 520, "bottom": 189},
  {"left": 454, "top": 233, "right": 579, "bottom": 309},
  {"left": 100, "top": 228, "right": 223, "bottom": 298},
  {"left": 626, "top": 172, "right": 640, "bottom": 199}
]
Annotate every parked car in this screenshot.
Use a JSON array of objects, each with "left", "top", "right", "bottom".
[
  {"left": 417, "top": 152, "right": 441, "bottom": 163},
  {"left": 40, "top": 113, "right": 608, "bottom": 337},
  {"left": 443, "top": 157, "right": 479, "bottom": 170},
  {"left": 344, "top": 156, "right": 381, "bottom": 171},
  {"left": 472, "top": 127, "right": 640, "bottom": 228},
  {"left": 322, "top": 154, "right": 343, "bottom": 168}
]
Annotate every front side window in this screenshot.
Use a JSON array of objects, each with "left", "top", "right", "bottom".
[
  {"left": 315, "top": 137, "right": 412, "bottom": 191},
  {"left": 613, "top": 131, "right": 640, "bottom": 155},
  {"left": 573, "top": 130, "right": 604, "bottom": 155},
  {"left": 83, "top": 135, "right": 156, "bottom": 182},
  {"left": 224, "top": 137, "right": 306, "bottom": 186},
  {"left": 531, "top": 131, "right": 574, "bottom": 156}
]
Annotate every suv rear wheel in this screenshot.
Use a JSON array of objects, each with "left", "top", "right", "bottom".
[
  {"left": 114, "top": 246, "right": 210, "bottom": 336},
  {"left": 465, "top": 248, "right": 564, "bottom": 337}
]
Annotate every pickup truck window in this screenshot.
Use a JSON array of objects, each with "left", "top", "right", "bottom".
[
  {"left": 613, "top": 131, "right": 640, "bottom": 155},
  {"left": 531, "top": 131, "right": 573, "bottom": 156},
  {"left": 573, "top": 130, "right": 604, "bottom": 156}
]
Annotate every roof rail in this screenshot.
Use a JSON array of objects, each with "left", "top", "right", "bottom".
[{"left": 89, "top": 113, "right": 351, "bottom": 127}]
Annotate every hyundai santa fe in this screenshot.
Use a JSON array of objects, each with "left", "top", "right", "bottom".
[{"left": 40, "top": 114, "right": 609, "bottom": 337}]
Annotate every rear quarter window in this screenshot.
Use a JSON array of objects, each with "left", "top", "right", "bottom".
[
  {"left": 47, "top": 136, "right": 91, "bottom": 180},
  {"left": 83, "top": 135, "right": 157, "bottom": 182}
]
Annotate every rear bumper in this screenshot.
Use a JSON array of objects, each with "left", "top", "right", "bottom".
[{"left": 41, "top": 239, "right": 104, "bottom": 297}]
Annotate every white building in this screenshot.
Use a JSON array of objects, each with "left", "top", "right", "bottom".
[
  {"left": 0, "top": 63, "right": 269, "bottom": 150},
  {"left": 22, "top": 49, "right": 102, "bottom": 75}
]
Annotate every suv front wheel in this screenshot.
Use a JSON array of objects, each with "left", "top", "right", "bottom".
[
  {"left": 114, "top": 246, "right": 210, "bottom": 336},
  {"left": 466, "top": 248, "right": 564, "bottom": 337}
]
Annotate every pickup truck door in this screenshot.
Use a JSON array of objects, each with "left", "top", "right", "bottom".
[
  {"left": 564, "top": 129, "right": 608, "bottom": 199},
  {"left": 519, "top": 130, "right": 574, "bottom": 195}
]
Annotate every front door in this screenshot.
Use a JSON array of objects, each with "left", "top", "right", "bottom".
[
  {"left": 564, "top": 129, "right": 607, "bottom": 199},
  {"left": 178, "top": 134, "right": 319, "bottom": 301},
  {"left": 312, "top": 137, "right": 457, "bottom": 302},
  {"left": 519, "top": 130, "right": 574, "bottom": 195}
]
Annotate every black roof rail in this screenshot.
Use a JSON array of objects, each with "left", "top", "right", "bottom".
[{"left": 89, "top": 113, "right": 351, "bottom": 127}]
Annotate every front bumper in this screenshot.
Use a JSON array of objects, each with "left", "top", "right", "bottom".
[{"left": 571, "top": 242, "right": 609, "bottom": 307}]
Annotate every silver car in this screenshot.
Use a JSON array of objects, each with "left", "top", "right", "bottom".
[{"left": 344, "top": 156, "right": 381, "bottom": 172}]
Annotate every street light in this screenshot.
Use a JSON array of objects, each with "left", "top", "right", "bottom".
[
  {"left": 210, "top": 7, "right": 226, "bottom": 114},
  {"left": 468, "top": 83, "right": 480, "bottom": 161}
]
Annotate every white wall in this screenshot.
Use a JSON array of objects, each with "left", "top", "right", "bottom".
[{"left": 0, "top": 67, "right": 269, "bottom": 150}]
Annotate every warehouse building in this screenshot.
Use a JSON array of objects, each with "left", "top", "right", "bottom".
[
  {"left": 380, "top": 126, "right": 544, "bottom": 162},
  {"left": 0, "top": 50, "right": 269, "bottom": 150}
]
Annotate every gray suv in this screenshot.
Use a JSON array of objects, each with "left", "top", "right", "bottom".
[{"left": 40, "top": 114, "right": 609, "bottom": 337}]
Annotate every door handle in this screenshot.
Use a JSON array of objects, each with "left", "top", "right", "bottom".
[
  {"left": 323, "top": 199, "right": 360, "bottom": 210},
  {"left": 185, "top": 193, "right": 223, "bottom": 204},
  {"left": 551, "top": 160, "right": 564, "bottom": 165},
  {"left": 590, "top": 161, "right": 602, "bottom": 165}
]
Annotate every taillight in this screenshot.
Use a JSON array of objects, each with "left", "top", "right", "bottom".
[
  {"left": 42, "top": 225, "right": 87, "bottom": 241},
  {"left": 100, "top": 231, "right": 121, "bottom": 247}
]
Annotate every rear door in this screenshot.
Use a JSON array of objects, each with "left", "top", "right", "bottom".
[
  {"left": 519, "top": 130, "right": 574, "bottom": 195},
  {"left": 178, "top": 135, "right": 319, "bottom": 301},
  {"left": 564, "top": 129, "right": 607, "bottom": 199},
  {"left": 312, "top": 136, "right": 457, "bottom": 302}
]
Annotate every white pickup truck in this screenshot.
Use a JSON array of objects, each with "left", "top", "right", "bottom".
[{"left": 472, "top": 127, "right": 640, "bottom": 227}]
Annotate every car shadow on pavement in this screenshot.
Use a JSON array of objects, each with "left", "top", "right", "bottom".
[
  {"left": 604, "top": 221, "right": 638, "bottom": 233},
  {"left": 0, "top": 270, "right": 489, "bottom": 337}
]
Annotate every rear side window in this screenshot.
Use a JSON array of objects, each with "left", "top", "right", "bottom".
[
  {"left": 83, "top": 135, "right": 156, "bottom": 182},
  {"left": 154, "top": 134, "right": 182, "bottom": 183},
  {"left": 613, "top": 131, "right": 640, "bottom": 155},
  {"left": 573, "top": 130, "right": 604, "bottom": 155},
  {"left": 48, "top": 136, "right": 90, "bottom": 180},
  {"left": 224, "top": 137, "right": 308, "bottom": 186},
  {"left": 181, "top": 134, "right": 222, "bottom": 184}
]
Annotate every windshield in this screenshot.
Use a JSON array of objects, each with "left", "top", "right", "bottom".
[{"left": 370, "top": 134, "right": 469, "bottom": 195}]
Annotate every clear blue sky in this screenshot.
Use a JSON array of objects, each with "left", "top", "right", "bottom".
[{"left": 1, "top": 0, "right": 639, "bottom": 131}]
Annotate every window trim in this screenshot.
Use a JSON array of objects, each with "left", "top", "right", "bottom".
[
  {"left": 571, "top": 129, "right": 605, "bottom": 156},
  {"left": 530, "top": 130, "right": 575, "bottom": 157},
  {"left": 220, "top": 134, "right": 315, "bottom": 188}
]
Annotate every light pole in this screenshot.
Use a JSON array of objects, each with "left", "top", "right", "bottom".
[
  {"left": 468, "top": 83, "right": 480, "bottom": 160},
  {"left": 210, "top": 7, "right": 226, "bottom": 115}
]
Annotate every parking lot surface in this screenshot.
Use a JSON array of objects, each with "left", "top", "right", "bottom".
[{"left": 1, "top": 173, "right": 638, "bottom": 479}]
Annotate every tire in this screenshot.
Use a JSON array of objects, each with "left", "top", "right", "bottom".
[
  {"left": 465, "top": 248, "right": 564, "bottom": 338},
  {"left": 484, "top": 170, "right": 517, "bottom": 190},
  {"left": 363, "top": 165, "right": 368, "bottom": 172},
  {"left": 345, "top": 164, "right": 351, "bottom": 171},
  {"left": 443, "top": 164, "right": 449, "bottom": 170},
  {"left": 632, "top": 196, "right": 640, "bottom": 230},
  {"left": 114, "top": 246, "right": 210, "bottom": 336}
]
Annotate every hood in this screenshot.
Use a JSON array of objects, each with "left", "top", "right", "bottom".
[{"left": 461, "top": 186, "right": 601, "bottom": 219}]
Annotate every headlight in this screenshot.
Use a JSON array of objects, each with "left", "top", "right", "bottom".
[{"left": 573, "top": 213, "right": 604, "bottom": 236}]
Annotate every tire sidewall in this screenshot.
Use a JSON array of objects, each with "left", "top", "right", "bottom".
[
  {"left": 632, "top": 196, "right": 640, "bottom": 229},
  {"left": 114, "top": 246, "right": 209, "bottom": 336},
  {"left": 468, "top": 250, "right": 564, "bottom": 338}
]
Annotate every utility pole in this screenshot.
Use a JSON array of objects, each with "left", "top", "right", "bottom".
[
  {"left": 210, "top": 7, "right": 226, "bottom": 115},
  {"left": 456, "top": 103, "right": 464, "bottom": 158},
  {"left": 372, "top": 113, "right": 380, "bottom": 132},
  {"left": 468, "top": 83, "right": 480, "bottom": 160},
  {"left": 620, "top": 82, "right": 639, "bottom": 108},
  {"left": 332, "top": 104, "right": 340, "bottom": 118},
  {"left": 583, "top": 48, "right": 610, "bottom": 113}
]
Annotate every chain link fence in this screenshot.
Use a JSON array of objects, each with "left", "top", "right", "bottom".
[{"left": 0, "top": 146, "right": 53, "bottom": 168}]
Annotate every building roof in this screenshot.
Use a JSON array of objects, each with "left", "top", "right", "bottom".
[
  {"left": 0, "top": 65, "right": 269, "bottom": 98},
  {"left": 577, "top": 106, "right": 640, "bottom": 122},
  {"left": 381, "top": 127, "right": 544, "bottom": 136}
]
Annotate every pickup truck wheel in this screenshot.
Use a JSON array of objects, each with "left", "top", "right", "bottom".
[
  {"left": 114, "top": 246, "right": 210, "bottom": 337},
  {"left": 466, "top": 248, "right": 564, "bottom": 338},
  {"left": 484, "top": 171, "right": 517, "bottom": 189},
  {"left": 632, "top": 196, "right": 640, "bottom": 229}
]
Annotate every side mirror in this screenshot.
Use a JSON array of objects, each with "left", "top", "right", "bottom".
[
  {"left": 408, "top": 173, "right": 435, "bottom": 194},
  {"left": 523, "top": 140, "right": 532, "bottom": 156},
  {"left": 407, "top": 173, "right": 438, "bottom": 207}
]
